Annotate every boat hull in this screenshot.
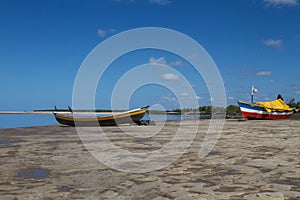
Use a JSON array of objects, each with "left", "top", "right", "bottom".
[
  {"left": 238, "top": 101, "right": 293, "bottom": 120},
  {"left": 54, "top": 106, "right": 148, "bottom": 126}
]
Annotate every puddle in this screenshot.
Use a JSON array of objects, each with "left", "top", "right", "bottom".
[
  {"left": 166, "top": 180, "right": 180, "bottom": 184},
  {"left": 191, "top": 179, "right": 215, "bottom": 187},
  {"left": 0, "top": 139, "right": 24, "bottom": 145},
  {"left": 0, "top": 139, "right": 24, "bottom": 148},
  {"left": 17, "top": 168, "right": 49, "bottom": 179},
  {"left": 59, "top": 186, "right": 70, "bottom": 192},
  {"left": 207, "top": 150, "right": 220, "bottom": 156},
  {"left": 214, "top": 186, "right": 242, "bottom": 192},
  {"left": 215, "top": 169, "right": 236, "bottom": 177}
]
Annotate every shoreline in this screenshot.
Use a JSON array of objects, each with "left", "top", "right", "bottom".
[
  {"left": 0, "top": 112, "right": 299, "bottom": 129},
  {"left": 0, "top": 114, "right": 299, "bottom": 130}
]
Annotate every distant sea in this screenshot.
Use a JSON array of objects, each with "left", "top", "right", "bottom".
[
  {"left": 0, "top": 114, "right": 205, "bottom": 129},
  {"left": 0, "top": 114, "right": 57, "bottom": 129}
]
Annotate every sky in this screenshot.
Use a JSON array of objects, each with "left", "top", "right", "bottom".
[{"left": 0, "top": 0, "right": 300, "bottom": 111}]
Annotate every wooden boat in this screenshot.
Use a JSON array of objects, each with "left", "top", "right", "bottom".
[
  {"left": 54, "top": 106, "right": 149, "bottom": 126},
  {"left": 238, "top": 98, "right": 293, "bottom": 120}
]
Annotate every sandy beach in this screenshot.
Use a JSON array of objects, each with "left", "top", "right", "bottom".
[{"left": 1, "top": 119, "right": 300, "bottom": 200}]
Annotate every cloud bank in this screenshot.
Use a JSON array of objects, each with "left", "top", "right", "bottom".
[{"left": 264, "top": 0, "right": 299, "bottom": 6}]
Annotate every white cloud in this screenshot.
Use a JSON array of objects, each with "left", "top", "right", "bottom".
[
  {"left": 180, "top": 92, "right": 189, "bottom": 97},
  {"left": 149, "top": 0, "right": 171, "bottom": 5},
  {"left": 188, "top": 53, "right": 199, "bottom": 61},
  {"left": 161, "top": 96, "right": 177, "bottom": 102},
  {"left": 228, "top": 96, "right": 235, "bottom": 100},
  {"left": 149, "top": 56, "right": 167, "bottom": 65},
  {"left": 149, "top": 56, "right": 184, "bottom": 67},
  {"left": 161, "top": 73, "right": 179, "bottom": 81},
  {"left": 257, "top": 71, "right": 272, "bottom": 76},
  {"left": 97, "top": 28, "right": 117, "bottom": 38},
  {"left": 97, "top": 29, "right": 106, "bottom": 37},
  {"left": 264, "top": 0, "right": 299, "bottom": 6},
  {"left": 262, "top": 39, "right": 283, "bottom": 47}
]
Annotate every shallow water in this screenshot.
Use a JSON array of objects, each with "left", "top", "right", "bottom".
[
  {"left": 0, "top": 114, "right": 56, "bottom": 128},
  {"left": 0, "top": 139, "right": 24, "bottom": 145},
  {"left": 0, "top": 113, "right": 213, "bottom": 128},
  {"left": 17, "top": 168, "right": 49, "bottom": 179}
]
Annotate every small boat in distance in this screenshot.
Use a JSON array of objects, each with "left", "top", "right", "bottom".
[
  {"left": 238, "top": 96, "right": 294, "bottom": 120},
  {"left": 54, "top": 106, "right": 149, "bottom": 126}
]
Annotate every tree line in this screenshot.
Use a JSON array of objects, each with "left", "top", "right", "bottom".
[
  {"left": 287, "top": 98, "right": 300, "bottom": 111},
  {"left": 170, "top": 105, "right": 240, "bottom": 114}
]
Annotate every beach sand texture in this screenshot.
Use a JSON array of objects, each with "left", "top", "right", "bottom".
[{"left": 0, "top": 119, "right": 299, "bottom": 199}]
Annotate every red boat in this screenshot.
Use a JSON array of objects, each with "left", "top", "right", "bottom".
[{"left": 238, "top": 98, "right": 294, "bottom": 120}]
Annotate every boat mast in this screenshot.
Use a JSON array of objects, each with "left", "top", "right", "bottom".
[
  {"left": 251, "top": 85, "right": 257, "bottom": 103},
  {"left": 251, "top": 85, "right": 254, "bottom": 103}
]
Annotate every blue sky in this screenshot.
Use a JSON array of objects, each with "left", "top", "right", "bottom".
[{"left": 0, "top": 0, "right": 300, "bottom": 111}]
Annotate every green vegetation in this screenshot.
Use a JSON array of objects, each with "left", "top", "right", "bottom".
[
  {"left": 199, "top": 106, "right": 212, "bottom": 113},
  {"left": 287, "top": 98, "right": 300, "bottom": 111},
  {"left": 169, "top": 105, "right": 240, "bottom": 114},
  {"left": 225, "top": 105, "right": 241, "bottom": 114}
]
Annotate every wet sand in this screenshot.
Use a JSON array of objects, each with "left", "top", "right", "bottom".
[{"left": 0, "top": 119, "right": 300, "bottom": 199}]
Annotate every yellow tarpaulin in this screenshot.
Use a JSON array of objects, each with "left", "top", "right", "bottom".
[{"left": 256, "top": 99, "right": 293, "bottom": 112}]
